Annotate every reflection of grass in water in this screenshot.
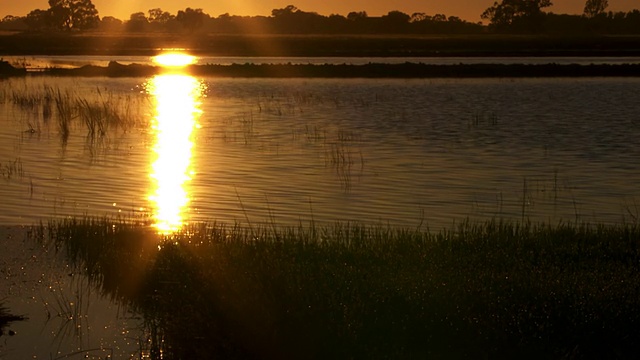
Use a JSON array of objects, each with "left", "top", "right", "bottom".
[
  {"left": 37, "top": 216, "right": 640, "bottom": 359},
  {"left": 45, "top": 276, "right": 90, "bottom": 356}
]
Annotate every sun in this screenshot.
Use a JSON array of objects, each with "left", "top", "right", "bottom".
[{"left": 152, "top": 52, "right": 196, "bottom": 67}]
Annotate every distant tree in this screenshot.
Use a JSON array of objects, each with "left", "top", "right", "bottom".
[
  {"left": 383, "top": 11, "right": 410, "bottom": 23},
  {"left": 481, "top": 0, "right": 552, "bottom": 32},
  {"left": 584, "top": 0, "right": 609, "bottom": 18},
  {"left": 99, "top": 16, "right": 123, "bottom": 32},
  {"left": 410, "top": 13, "right": 430, "bottom": 22},
  {"left": 326, "top": 13, "right": 348, "bottom": 33},
  {"left": 176, "top": 8, "right": 209, "bottom": 32},
  {"left": 48, "top": 0, "right": 99, "bottom": 31},
  {"left": 347, "top": 11, "right": 368, "bottom": 21},
  {"left": 148, "top": 8, "right": 173, "bottom": 24},
  {"left": 126, "top": 12, "right": 148, "bottom": 32},
  {"left": 0, "top": 15, "right": 27, "bottom": 31},
  {"left": 25, "top": 9, "right": 51, "bottom": 30},
  {"left": 271, "top": 5, "right": 298, "bottom": 18},
  {"left": 432, "top": 14, "right": 447, "bottom": 22},
  {"left": 380, "top": 11, "right": 410, "bottom": 33}
]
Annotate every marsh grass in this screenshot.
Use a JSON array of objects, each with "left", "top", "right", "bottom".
[
  {"left": 4, "top": 82, "right": 149, "bottom": 144},
  {"left": 0, "top": 157, "right": 24, "bottom": 180},
  {"left": 35, "top": 216, "right": 640, "bottom": 359}
]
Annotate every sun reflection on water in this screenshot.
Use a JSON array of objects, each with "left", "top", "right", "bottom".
[
  {"left": 145, "top": 72, "right": 204, "bottom": 233},
  {"left": 152, "top": 52, "right": 196, "bottom": 67}
]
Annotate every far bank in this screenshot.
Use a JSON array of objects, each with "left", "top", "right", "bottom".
[{"left": 2, "top": 33, "right": 640, "bottom": 57}]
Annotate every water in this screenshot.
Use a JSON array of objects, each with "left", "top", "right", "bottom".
[
  {"left": 2, "top": 68, "right": 640, "bottom": 357},
  {"left": 0, "top": 226, "right": 145, "bottom": 359},
  {"left": 1, "top": 75, "right": 639, "bottom": 229}
]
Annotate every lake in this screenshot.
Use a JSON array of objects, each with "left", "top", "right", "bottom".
[
  {"left": 1, "top": 75, "right": 640, "bottom": 231},
  {"left": 2, "top": 62, "right": 640, "bottom": 357}
]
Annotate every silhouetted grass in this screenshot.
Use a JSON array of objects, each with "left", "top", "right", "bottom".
[
  {"left": 36, "top": 217, "right": 640, "bottom": 359},
  {"left": 4, "top": 81, "right": 149, "bottom": 142},
  {"left": 0, "top": 303, "right": 25, "bottom": 335}
]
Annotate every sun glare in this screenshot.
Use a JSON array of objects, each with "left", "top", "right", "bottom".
[
  {"left": 145, "top": 73, "right": 204, "bottom": 233},
  {"left": 152, "top": 52, "right": 196, "bottom": 67}
]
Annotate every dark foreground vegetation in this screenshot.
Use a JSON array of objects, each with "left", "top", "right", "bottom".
[{"left": 33, "top": 217, "right": 640, "bottom": 359}]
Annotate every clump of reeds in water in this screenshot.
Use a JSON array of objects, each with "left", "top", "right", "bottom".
[
  {"left": 37, "top": 216, "right": 640, "bottom": 360},
  {"left": 0, "top": 157, "right": 24, "bottom": 180},
  {"left": 6, "top": 81, "right": 149, "bottom": 141}
]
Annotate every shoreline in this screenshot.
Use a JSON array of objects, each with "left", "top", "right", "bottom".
[{"left": 3, "top": 60, "right": 640, "bottom": 78}]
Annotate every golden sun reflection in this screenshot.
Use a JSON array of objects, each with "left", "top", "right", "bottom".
[
  {"left": 145, "top": 73, "right": 203, "bottom": 233},
  {"left": 152, "top": 53, "right": 196, "bottom": 67}
]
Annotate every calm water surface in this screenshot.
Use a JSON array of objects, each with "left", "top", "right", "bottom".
[{"left": 1, "top": 74, "right": 639, "bottom": 229}]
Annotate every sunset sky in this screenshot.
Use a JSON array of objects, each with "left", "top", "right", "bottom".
[{"left": 3, "top": 0, "right": 640, "bottom": 22}]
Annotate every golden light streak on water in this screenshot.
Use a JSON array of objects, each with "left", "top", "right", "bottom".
[
  {"left": 145, "top": 73, "right": 203, "bottom": 233},
  {"left": 152, "top": 52, "right": 196, "bottom": 67}
]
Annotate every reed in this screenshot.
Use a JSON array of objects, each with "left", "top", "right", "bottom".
[
  {"left": 53, "top": 88, "right": 73, "bottom": 141},
  {"left": 0, "top": 157, "right": 24, "bottom": 180},
  {"left": 6, "top": 82, "right": 149, "bottom": 142}
]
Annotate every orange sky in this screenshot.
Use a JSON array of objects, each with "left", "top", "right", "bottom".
[{"left": 3, "top": 1, "right": 640, "bottom": 22}]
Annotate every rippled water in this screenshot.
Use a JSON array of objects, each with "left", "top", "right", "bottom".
[
  {"left": 1, "top": 75, "right": 640, "bottom": 229},
  {"left": 0, "top": 226, "right": 143, "bottom": 359}
]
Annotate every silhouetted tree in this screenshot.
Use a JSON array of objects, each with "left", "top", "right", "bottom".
[
  {"left": 269, "top": 6, "right": 328, "bottom": 33},
  {"left": 48, "top": 0, "right": 99, "bottom": 30},
  {"left": 326, "top": 13, "right": 349, "bottom": 33},
  {"left": 584, "top": 0, "right": 609, "bottom": 18},
  {"left": 25, "top": 9, "right": 51, "bottom": 30},
  {"left": 410, "top": 13, "right": 429, "bottom": 22},
  {"left": 1, "top": 15, "right": 27, "bottom": 30},
  {"left": 481, "top": 0, "right": 552, "bottom": 32},
  {"left": 98, "top": 16, "right": 123, "bottom": 32},
  {"left": 126, "top": 12, "right": 148, "bottom": 32},
  {"left": 432, "top": 14, "right": 447, "bottom": 22},
  {"left": 148, "top": 8, "right": 173, "bottom": 25},
  {"left": 347, "top": 11, "right": 368, "bottom": 21},
  {"left": 176, "top": 8, "right": 209, "bottom": 32},
  {"left": 381, "top": 11, "right": 410, "bottom": 32},
  {"left": 272, "top": 5, "right": 298, "bottom": 18}
]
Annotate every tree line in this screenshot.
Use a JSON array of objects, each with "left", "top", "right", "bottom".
[{"left": 0, "top": 0, "right": 638, "bottom": 35}]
